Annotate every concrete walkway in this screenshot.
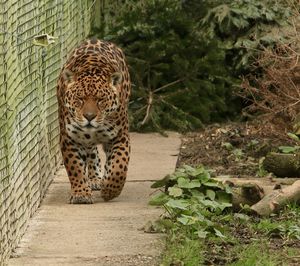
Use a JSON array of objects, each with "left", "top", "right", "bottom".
[{"left": 9, "top": 132, "right": 181, "bottom": 266}]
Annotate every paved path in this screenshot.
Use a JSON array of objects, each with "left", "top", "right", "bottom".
[{"left": 9, "top": 132, "right": 181, "bottom": 266}]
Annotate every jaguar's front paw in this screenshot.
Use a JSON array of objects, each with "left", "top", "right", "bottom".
[
  {"left": 89, "top": 178, "right": 102, "bottom": 191},
  {"left": 69, "top": 192, "right": 93, "bottom": 204},
  {"left": 101, "top": 188, "right": 122, "bottom": 202}
]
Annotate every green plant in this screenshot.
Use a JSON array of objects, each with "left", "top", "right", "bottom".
[
  {"left": 257, "top": 157, "right": 268, "bottom": 177},
  {"left": 252, "top": 205, "right": 300, "bottom": 240},
  {"left": 93, "top": 0, "right": 240, "bottom": 131},
  {"left": 201, "top": 0, "right": 293, "bottom": 75},
  {"left": 160, "top": 230, "right": 205, "bottom": 266},
  {"left": 278, "top": 146, "right": 300, "bottom": 154},
  {"left": 152, "top": 166, "right": 300, "bottom": 265},
  {"left": 92, "top": 0, "right": 294, "bottom": 132},
  {"left": 150, "top": 165, "right": 232, "bottom": 238},
  {"left": 278, "top": 133, "right": 300, "bottom": 153},
  {"left": 229, "top": 241, "right": 281, "bottom": 266}
]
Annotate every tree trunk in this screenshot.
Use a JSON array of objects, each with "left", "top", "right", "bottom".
[
  {"left": 230, "top": 183, "right": 264, "bottom": 211},
  {"left": 250, "top": 180, "right": 300, "bottom": 216},
  {"left": 215, "top": 177, "right": 299, "bottom": 211}
]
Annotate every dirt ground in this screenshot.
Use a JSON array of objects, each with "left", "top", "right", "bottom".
[
  {"left": 176, "top": 121, "right": 300, "bottom": 265},
  {"left": 177, "top": 121, "right": 296, "bottom": 177}
]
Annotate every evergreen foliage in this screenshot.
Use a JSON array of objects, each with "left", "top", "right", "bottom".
[
  {"left": 200, "top": 0, "right": 293, "bottom": 75},
  {"left": 92, "top": 0, "right": 294, "bottom": 132}
]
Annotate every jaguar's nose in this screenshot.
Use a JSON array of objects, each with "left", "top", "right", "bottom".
[{"left": 84, "top": 112, "right": 96, "bottom": 121}]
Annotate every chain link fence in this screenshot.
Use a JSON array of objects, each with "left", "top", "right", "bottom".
[{"left": 0, "top": 0, "right": 95, "bottom": 263}]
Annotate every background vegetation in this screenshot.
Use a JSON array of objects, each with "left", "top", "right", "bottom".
[
  {"left": 149, "top": 164, "right": 300, "bottom": 265},
  {"left": 93, "top": 1, "right": 300, "bottom": 264},
  {"left": 92, "top": 0, "right": 296, "bottom": 132}
]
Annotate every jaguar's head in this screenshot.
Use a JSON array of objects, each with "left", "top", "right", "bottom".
[{"left": 62, "top": 69, "right": 122, "bottom": 129}]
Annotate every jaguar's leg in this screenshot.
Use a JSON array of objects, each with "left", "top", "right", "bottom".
[
  {"left": 60, "top": 135, "right": 93, "bottom": 204},
  {"left": 101, "top": 133, "right": 130, "bottom": 201},
  {"left": 87, "top": 146, "right": 102, "bottom": 190}
]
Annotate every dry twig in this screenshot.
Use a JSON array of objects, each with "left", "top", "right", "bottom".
[{"left": 239, "top": 20, "right": 300, "bottom": 125}]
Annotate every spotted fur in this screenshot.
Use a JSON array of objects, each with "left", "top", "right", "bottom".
[{"left": 57, "top": 38, "right": 131, "bottom": 203}]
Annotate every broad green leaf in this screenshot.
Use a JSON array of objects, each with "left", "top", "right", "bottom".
[
  {"left": 234, "top": 213, "right": 250, "bottom": 221},
  {"left": 149, "top": 193, "right": 169, "bottom": 206},
  {"left": 168, "top": 187, "right": 183, "bottom": 197},
  {"left": 233, "top": 148, "right": 243, "bottom": 159},
  {"left": 177, "top": 168, "right": 186, "bottom": 173},
  {"left": 189, "top": 166, "right": 205, "bottom": 177},
  {"left": 177, "top": 216, "right": 190, "bottom": 225},
  {"left": 196, "top": 230, "right": 208, "bottom": 239},
  {"left": 278, "top": 146, "right": 299, "bottom": 154},
  {"left": 249, "top": 140, "right": 259, "bottom": 146},
  {"left": 195, "top": 213, "right": 205, "bottom": 222},
  {"left": 165, "top": 199, "right": 190, "bottom": 210},
  {"left": 182, "top": 165, "right": 195, "bottom": 172},
  {"left": 287, "top": 133, "right": 300, "bottom": 142},
  {"left": 216, "top": 190, "right": 232, "bottom": 203},
  {"left": 199, "top": 171, "right": 211, "bottom": 183},
  {"left": 206, "top": 189, "right": 216, "bottom": 200},
  {"left": 177, "top": 177, "right": 201, "bottom": 188},
  {"left": 177, "top": 215, "right": 196, "bottom": 225},
  {"left": 222, "top": 142, "right": 233, "bottom": 150},
  {"left": 177, "top": 177, "right": 190, "bottom": 188},
  {"left": 189, "top": 180, "right": 201, "bottom": 188},
  {"left": 151, "top": 175, "right": 170, "bottom": 188},
  {"left": 191, "top": 190, "right": 205, "bottom": 198},
  {"left": 218, "top": 202, "right": 232, "bottom": 211},
  {"left": 199, "top": 199, "right": 219, "bottom": 209},
  {"left": 225, "top": 185, "right": 233, "bottom": 194},
  {"left": 203, "top": 181, "right": 223, "bottom": 189},
  {"left": 171, "top": 172, "right": 184, "bottom": 180},
  {"left": 288, "top": 225, "right": 300, "bottom": 239},
  {"left": 214, "top": 228, "right": 226, "bottom": 238}
]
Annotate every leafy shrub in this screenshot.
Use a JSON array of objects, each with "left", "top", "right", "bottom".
[
  {"left": 93, "top": 0, "right": 239, "bottom": 131},
  {"left": 201, "top": 0, "right": 293, "bottom": 72},
  {"left": 92, "top": 0, "right": 295, "bottom": 131},
  {"left": 149, "top": 165, "right": 232, "bottom": 238}
]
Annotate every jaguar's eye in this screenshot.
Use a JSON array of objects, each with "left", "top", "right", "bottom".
[
  {"left": 97, "top": 99, "right": 104, "bottom": 106},
  {"left": 74, "top": 99, "right": 83, "bottom": 107}
]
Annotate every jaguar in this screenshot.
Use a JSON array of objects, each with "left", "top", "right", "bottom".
[{"left": 56, "top": 38, "right": 131, "bottom": 203}]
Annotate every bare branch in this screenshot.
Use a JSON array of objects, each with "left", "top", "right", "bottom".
[
  {"left": 141, "top": 91, "right": 153, "bottom": 125},
  {"left": 153, "top": 79, "right": 184, "bottom": 94}
]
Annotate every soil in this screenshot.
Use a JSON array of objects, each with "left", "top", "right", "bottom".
[
  {"left": 177, "top": 121, "right": 296, "bottom": 177},
  {"left": 177, "top": 121, "right": 300, "bottom": 265}
]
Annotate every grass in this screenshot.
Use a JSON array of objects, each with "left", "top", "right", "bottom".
[
  {"left": 161, "top": 230, "right": 204, "bottom": 266},
  {"left": 151, "top": 166, "right": 300, "bottom": 265},
  {"left": 228, "top": 241, "right": 281, "bottom": 266},
  {"left": 158, "top": 206, "right": 300, "bottom": 265}
]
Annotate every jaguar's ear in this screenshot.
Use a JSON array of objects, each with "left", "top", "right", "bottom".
[
  {"left": 62, "top": 69, "right": 75, "bottom": 84},
  {"left": 110, "top": 72, "right": 123, "bottom": 86}
]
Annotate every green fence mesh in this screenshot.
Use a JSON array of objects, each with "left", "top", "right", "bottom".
[{"left": 0, "top": 0, "right": 94, "bottom": 263}]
